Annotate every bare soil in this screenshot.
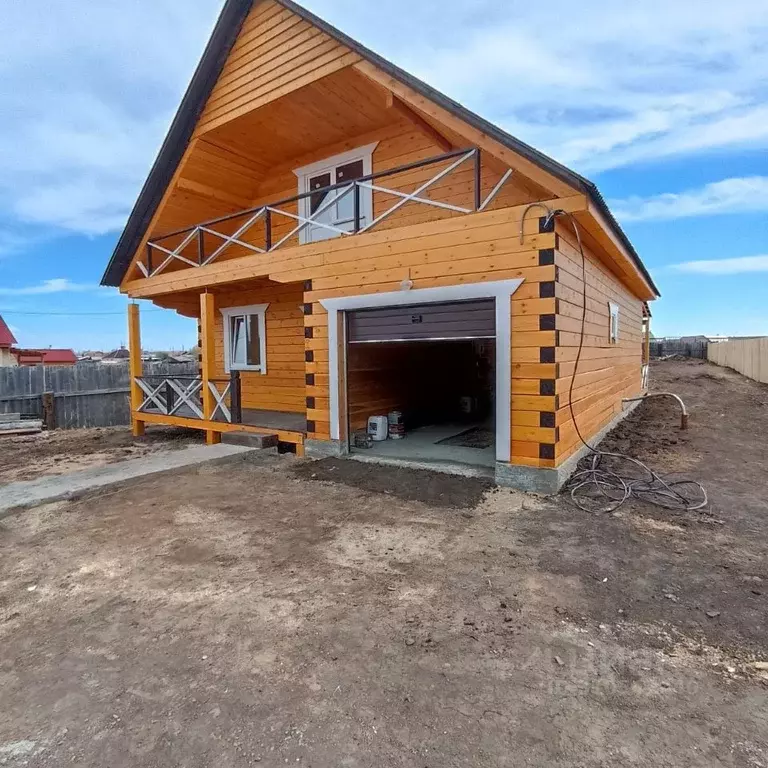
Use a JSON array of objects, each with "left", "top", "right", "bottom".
[
  {"left": 0, "top": 426, "right": 202, "bottom": 484},
  {"left": 0, "top": 360, "right": 766, "bottom": 767}
]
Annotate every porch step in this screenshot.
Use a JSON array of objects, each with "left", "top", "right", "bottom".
[
  {"left": 0, "top": 413, "right": 22, "bottom": 423},
  {"left": 221, "top": 431, "right": 279, "bottom": 450}
]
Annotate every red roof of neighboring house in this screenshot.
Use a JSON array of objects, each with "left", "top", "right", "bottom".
[
  {"left": 41, "top": 349, "right": 78, "bottom": 364},
  {"left": 0, "top": 315, "right": 17, "bottom": 347},
  {"left": 13, "top": 348, "right": 78, "bottom": 365}
]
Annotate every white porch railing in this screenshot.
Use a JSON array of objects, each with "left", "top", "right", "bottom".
[{"left": 135, "top": 375, "right": 240, "bottom": 423}]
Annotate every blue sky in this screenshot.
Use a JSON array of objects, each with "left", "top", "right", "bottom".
[{"left": 0, "top": 0, "right": 766, "bottom": 351}]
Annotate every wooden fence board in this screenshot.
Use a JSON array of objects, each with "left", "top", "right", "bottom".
[
  {"left": 708, "top": 338, "right": 768, "bottom": 384},
  {"left": 0, "top": 362, "right": 199, "bottom": 430}
]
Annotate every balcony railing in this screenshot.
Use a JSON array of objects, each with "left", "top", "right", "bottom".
[
  {"left": 139, "top": 147, "right": 513, "bottom": 279},
  {"left": 135, "top": 373, "right": 242, "bottom": 423}
]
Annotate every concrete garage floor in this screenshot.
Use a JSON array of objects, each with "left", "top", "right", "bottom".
[{"left": 351, "top": 422, "right": 496, "bottom": 476}]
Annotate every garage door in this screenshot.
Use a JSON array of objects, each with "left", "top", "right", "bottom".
[{"left": 347, "top": 299, "right": 495, "bottom": 342}]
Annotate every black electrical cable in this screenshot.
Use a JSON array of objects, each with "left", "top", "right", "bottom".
[{"left": 525, "top": 207, "right": 707, "bottom": 514}]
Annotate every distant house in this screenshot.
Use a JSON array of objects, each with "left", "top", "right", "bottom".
[
  {"left": 0, "top": 315, "right": 19, "bottom": 367},
  {"left": 101, "top": 347, "right": 131, "bottom": 364},
  {"left": 14, "top": 348, "right": 78, "bottom": 366},
  {"left": 0, "top": 313, "right": 78, "bottom": 367},
  {"left": 79, "top": 350, "right": 106, "bottom": 362}
]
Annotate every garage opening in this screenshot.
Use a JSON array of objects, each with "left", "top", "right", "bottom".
[{"left": 346, "top": 299, "right": 496, "bottom": 471}]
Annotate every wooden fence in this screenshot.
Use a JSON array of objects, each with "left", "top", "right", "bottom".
[
  {"left": 649, "top": 339, "right": 708, "bottom": 359},
  {"left": 708, "top": 338, "right": 768, "bottom": 384},
  {"left": 0, "top": 362, "right": 198, "bottom": 430}
]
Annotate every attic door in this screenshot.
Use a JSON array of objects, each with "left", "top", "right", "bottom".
[{"left": 296, "top": 145, "right": 376, "bottom": 243}]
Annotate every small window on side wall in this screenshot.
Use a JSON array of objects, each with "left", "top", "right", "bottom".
[
  {"left": 609, "top": 302, "right": 620, "bottom": 344},
  {"left": 221, "top": 304, "right": 268, "bottom": 373}
]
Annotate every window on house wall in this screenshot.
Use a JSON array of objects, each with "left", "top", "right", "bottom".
[
  {"left": 294, "top": 143, "right": 378, "bottom": 244},
  {"left": 609, "top": 302, "right": 620, "bottom": 344},
  {"left": 221, "top": 304, "right": 268, "bottom": 373}
]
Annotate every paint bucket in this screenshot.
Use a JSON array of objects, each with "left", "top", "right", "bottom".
[
  {"left": 388, "top": 411, "right": 405, "bottom": 439},
  {"left": 367, "top": 415, "right": 388, "bottom": 441}
]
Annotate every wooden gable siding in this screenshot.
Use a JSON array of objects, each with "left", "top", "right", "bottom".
[
  {"left": 196, "top": 0, "right": 360, "bottom": 135},
  {"left": 213, "top": 281, "right": 305, "bottom": 414},
  {"left": 551, "top": 224, "right": 644, "bottom": 463}
]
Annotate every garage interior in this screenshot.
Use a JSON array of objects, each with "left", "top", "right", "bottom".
[{"left": 345, "top": 300, "right": 497, "bottom": 471}]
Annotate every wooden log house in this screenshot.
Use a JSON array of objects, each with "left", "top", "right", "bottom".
[{"left": 102, "top": 0, "right": 659, "bottom": 492}]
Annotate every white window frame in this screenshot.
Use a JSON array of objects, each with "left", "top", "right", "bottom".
[
  {"left": 293, "top": 143, "right": 378, "bottom": 245},
  {"left": 609, "top": 302, "right": 620, "bottom": 344},
  {"left": 221, "top": 303, "right": 269, "bottom": 374}
]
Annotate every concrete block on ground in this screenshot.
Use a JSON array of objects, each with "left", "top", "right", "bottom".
[
  {"left": 0, "top": 413, "right": 22, "bottom": 423},
  {"left": 221, "top": 431, "right": 279, "bottom": 450},
  {"left": 0, "top": 420, "right": 43, "bottom": 433}
]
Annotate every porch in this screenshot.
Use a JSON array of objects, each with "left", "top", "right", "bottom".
[{"left": 127, "top": 299, "right": 306, "bottom": 453}]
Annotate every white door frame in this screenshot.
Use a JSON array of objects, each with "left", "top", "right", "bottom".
[{"left": 319, "top": 278, "right": 524, "bottom": 463}]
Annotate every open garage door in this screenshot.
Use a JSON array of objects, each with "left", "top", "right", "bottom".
[{"left": 347, "top": 299, "right": 495, "bottom": 343}]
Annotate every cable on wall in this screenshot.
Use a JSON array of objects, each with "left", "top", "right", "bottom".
[{"left": 520, "top": 206, "right": 707, "bottom": 514}]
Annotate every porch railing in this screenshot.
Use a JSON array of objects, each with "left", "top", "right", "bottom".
[
  {"left": 135, "top": 372, "right": 241, "bottom": 423},
  {"left": 139, "top": 147, "right": 513, "bottom": 279}
]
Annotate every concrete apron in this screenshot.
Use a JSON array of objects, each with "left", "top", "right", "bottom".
[
  {"left": 305, "top": 400, "right": 642, "bottom": 494},
  {"left": 0, "top": 444, "right": 259, "bottom": 518}
]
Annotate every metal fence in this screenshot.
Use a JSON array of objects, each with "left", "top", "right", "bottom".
[
  {"left": 649, "top": 339, "right": 708, "bottom": 359},
  {"left": 0, "top": 362, "right": 198, "bottom": 429}
]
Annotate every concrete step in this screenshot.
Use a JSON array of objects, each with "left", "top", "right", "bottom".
[
  {"left": 0, "top": 413, "right": 22, "bottom": 423},
  {"left": 221, "top": 431, "right": 279, "bottom": 450}
]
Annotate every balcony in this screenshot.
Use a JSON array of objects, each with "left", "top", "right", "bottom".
[{"left": 138, "top": 147, "right": 513, "bottom": 280}]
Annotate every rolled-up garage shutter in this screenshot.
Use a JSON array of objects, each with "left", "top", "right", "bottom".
[{"left": 347, "top": 299, "right": 495, "bottom": 342}]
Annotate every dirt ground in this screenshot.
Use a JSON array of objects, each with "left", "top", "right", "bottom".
[
  {"left": 0, "top": 426, "right": 202, "bottom": 484},
  {"left": 0, "top": 360, "right": 766, "bottom": 767}
]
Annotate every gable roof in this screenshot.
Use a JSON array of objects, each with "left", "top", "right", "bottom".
[
  {"left": 0, "top": 315, "right": 17, "bottom": 347},
  {"left": 101, "top": 0, "right": 659, "bottom": 298}
]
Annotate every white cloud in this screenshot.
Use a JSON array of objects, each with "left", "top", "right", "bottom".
[
  {"left": 611, "top": 176, "right": 768, "bottom": 222},
  {"left": 669, "top": 255, "right": 768, "bottom": 275},
  {"left": 325, "top": 0, "right": 768, "bottom": 173},
  {"left": 0, "top": 0, "right": 220, "bottom": 243},
  {"left": 0, "top": 0, "right": 767, "bottom": 249},
  {"left": 0, "top": 279, "right": 97, "bottom": 296}
]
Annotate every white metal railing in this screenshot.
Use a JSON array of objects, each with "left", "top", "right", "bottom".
[{"left": 140, "top": 147, "right": 513, "bottom": 279}]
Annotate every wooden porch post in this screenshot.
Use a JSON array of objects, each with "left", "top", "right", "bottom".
[
  {"left": 128, "top": 303, "right": 145, "bottom": 437},
  {"left": 644, "top": 318, "right": 651, "bottom": 365},
  {"left": 200, "top": 292, "right": 221, "bottom": 445}
]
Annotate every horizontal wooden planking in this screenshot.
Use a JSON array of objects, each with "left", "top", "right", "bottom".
[
  {"left": 556, "top": 376, "right": 640, "bottom": 460},
  {"left": 126, "top": 198, "right": 581, "bottom": 298},
  {"left": 136, "top": 410, "right": 304, "bottom": 444},
  {"left": 555, "top": 371, "right": 640, "bottom": 424},
  {"left": 199, "top": 51, "right": 361, "bottom": 134},
  {"left": 196, "top": 1, "right": 360, "bottom": 133},
  {"left": 209, "top": 284, "right": 306, "bottom": 414}
]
